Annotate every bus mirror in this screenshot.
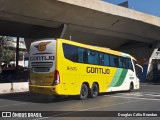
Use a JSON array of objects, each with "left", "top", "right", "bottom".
[{"left": 136, "top": 64, "right": 143, "bottom": 73}]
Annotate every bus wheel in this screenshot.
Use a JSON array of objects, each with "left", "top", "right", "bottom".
[
  {"left": 129, "top": 83, "right": 134, "bottom": 92},
  {"left": 90, "top": 83, "right": 99, "bottom": 98},
  {"left": 79, "top": 83, "right": 89, "bottom": 100}
]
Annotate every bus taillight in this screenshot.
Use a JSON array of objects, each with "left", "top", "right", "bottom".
[{"left": 52, "top": 70, "right": 60, "bottom": 85}]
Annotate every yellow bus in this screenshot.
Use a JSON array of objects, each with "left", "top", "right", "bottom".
[{"left": 29, "top": 38, "right": 140, "bottom": 99}]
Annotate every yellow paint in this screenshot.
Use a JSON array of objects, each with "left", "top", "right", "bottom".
[{"left": 29, "top": 39, "right": 128, "bottom": 96}]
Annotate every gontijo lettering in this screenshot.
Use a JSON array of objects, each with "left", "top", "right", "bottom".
[
  {"left": 30, "top": 56, "right": 54, "bottom": 61},
  {"left": 86, "top": 67, "right": 110, "bottom": 74}
]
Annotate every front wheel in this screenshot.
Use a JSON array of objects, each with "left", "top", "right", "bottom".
[
  {"left": 79, "top": 84, "right": 89, "bottom": 100},
  {"left": 129, "top": 83, "right": 134, "bottom": 92}
]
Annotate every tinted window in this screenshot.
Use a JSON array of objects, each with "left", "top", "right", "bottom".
[
  {"left": 63, "top": 44, "right": 78, "bottom": 62},
  {"left": 63, "top": 43, "right": 133, "bottom": 70},
  {"left": 125, "top": 59, "right": 130, "bottom": 69},
  {"left": 128, "top": 59, "right": 133, "bottom": 71},
  {"left": 99, "top": 53, "right": 109, "bottom": 66},
  {"left": 110, "top": 55, "right": 119, "bottom": 67},
  {"left": 78, "top": 48, "right": 88, "bottom": 63},
  {"left": 118, "top": 57, "right": 123, "bottom": 68},
  {"left": 88, "top": 50, "right": 99, "bottom": 64}
]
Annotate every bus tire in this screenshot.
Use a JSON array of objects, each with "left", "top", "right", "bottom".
[
  {"left": 90, "top": 83, "right": 99, "bottom": 98},
  {"left": 79, "top": 83, "right": 89, "bottom": 100},
  {"left": 129, "top": 82, "right": 134, "bottom": 92}
]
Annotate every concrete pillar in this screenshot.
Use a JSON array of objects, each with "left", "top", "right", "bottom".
[
  {"left": 24, "top": 38, "right": 35, "bottom": 52},
  {"left": 15, "top": 37, "right": 19, "bottom": 83}
]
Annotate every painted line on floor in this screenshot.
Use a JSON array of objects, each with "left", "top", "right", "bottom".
[{"left": 106, "top": 95, "right": 160, "bottom": 101}]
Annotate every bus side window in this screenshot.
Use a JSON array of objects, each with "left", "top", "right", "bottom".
[
  {"left": 104, "top": 54, "right": 109, "bottom": 66},
  {"left": 99, "top": 53, "right": 109, "bottom": 66},
  {"left": 63, "top": 44, "right": 78, "bottom": 62},
  {"left": 88, "top": 50, "right": 99, "bottom": 64},
  {"left": 99, "top": 53, "right": 104, "bottom": 65},
  {"left": 110, "top": 55, "right": 114, "bottom": 67},
  {"left": 110, "top": 55, "right": 118, "bottom": 67},
  {"left": 122, "top": 58, "right": 128, "bottom": 69},
  {"left": 114, "top": 57, "right": 119, "bottom": 67},
  {"left": 121, "top": 57, "right": 127, "bottom": 69},
  {"left": 129, "top": 59, "right": 133, "bottom": 71},
  {"left": 78, "top": 48, "right": 83, "bottom": 63},
  {"left": 78, "top": 48, "right": 88, "bottom": 63},
  {"left": 83, "top": 50, "right": 88, "bottom": 63},
  {"left": 125, "top": 59, "right": 130, "bottom": 69},
  {"left": 119, "top": 57, "right": 123, "bottom": 68}
]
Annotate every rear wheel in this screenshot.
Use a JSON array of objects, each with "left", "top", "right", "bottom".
[
  {"left": 90, "top": 83, "right": 99, "bottom": 98},
  {"left": 79, "top": 84, "right": 89, "bottom": 100}
]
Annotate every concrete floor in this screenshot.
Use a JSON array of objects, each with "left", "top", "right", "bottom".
[{"left": 0, "top": 83, "right": 160, "bottom": 120}]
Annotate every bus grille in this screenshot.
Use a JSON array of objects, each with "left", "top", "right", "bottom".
[{"left": 31, "top": 62, "right": 53, "bottom": 72}]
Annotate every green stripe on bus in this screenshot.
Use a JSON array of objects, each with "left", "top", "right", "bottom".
[
  {"left": 109, "top": 69, "right": 123, "bottom": 87},
  {"left": 114, "top": 69, "right": 128, "bottom": 87}
]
